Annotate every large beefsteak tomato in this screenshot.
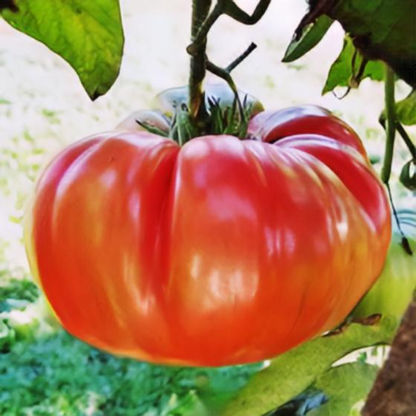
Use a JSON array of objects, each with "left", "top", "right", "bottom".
[{"left": 25, "top": 98, "right": 391, "bottom": 366}]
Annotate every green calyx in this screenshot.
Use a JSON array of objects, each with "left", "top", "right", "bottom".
[
  {"left": 138, "top": 84, "right": 264, "bottom": 145},
  {"left": 169, "top": 104, "right": 199, "bottom": 146},
  {"left": 207, "top": 95, "right": 254, "bottom": 138}
]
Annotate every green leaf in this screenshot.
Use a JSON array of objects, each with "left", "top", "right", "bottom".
[
  {"left": 300, "top": 0, "right": 416, "bottom": 87},
  {"left": 323, "top": 36, "right": 384, "bottom": 94},
  {"left": 396, "top": 90, "right": 416, "bottom": 126},
  {"left": 283, "top": 15, "right": 334, "bottom": 63},
  {"left": 308, "top": 363, "right": 378, "bottom": 416},
  {"left": 222, "top": 316, "right": 398, "bottom": 416},
  {"left": 1, "top": 0, "right": 124, "bottom": 100},
  {"left": 327, "top": 0, "right": 416, "bottom": 88}
]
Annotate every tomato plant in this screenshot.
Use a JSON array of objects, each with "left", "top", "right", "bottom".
[
  {"left": 25, "top": 101, "right": 391, "bottom": 366},
  {"left": 2, "top": 0, "right": 416, "bottom": 413}
]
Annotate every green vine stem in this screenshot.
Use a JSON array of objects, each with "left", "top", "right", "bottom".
[
  {"left": 396, "top": 122, "right": 416, "bottom": 160},
  {"left": 205, "top": 43, "right": 257, "bottom": 125},
  {"left": 188, "top": 0, "right": 271, "bottom": 56},
  {"left": 226, "top": 42, "right": 257, "bottom": 72},
  {"left": 188, "top": 0, "right": 212, "bottom": 125},
  {"left": 380, "top": 65, "right": 413, "bottom": 254},
  {"left": 187, "top": 0, "right": 271, "bottom": 135},
  {"left": 381, "top": 65, "right": 396, "bottom": 184}
]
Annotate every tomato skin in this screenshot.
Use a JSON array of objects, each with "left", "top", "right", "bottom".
[
  {"left": 248, "top": 105, "right": 367, "bottom": 157},
  {"left": 26, "top": 107, "right": 391, "bottom": 366}
]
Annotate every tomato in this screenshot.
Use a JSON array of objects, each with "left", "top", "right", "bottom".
[
  {"left": 25, "top": 103, "right": 391, "bottom": 366},
  {"left": 352, "top": 209, "right": 416, "bottom": 319}
]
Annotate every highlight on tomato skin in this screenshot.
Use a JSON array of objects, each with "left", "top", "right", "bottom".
[
  {"left": 25, "top": 106, "right": 392, "bottom": 367},
  {"left": 248, "top": 105, "right": 367, "bottom": 157}
]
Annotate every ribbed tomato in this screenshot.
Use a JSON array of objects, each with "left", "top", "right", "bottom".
[{"left": 25, "top": 105, "right": 391, "bottom": 366}]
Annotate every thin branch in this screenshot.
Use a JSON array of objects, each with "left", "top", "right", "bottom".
[
  {"left": 386, "top": 183, "right": 413, "bottom": 256},
  {"left": 205, "top": 42, "right": 258, "bottom": 90},
  {"left": 205, "top": 42, "right": 257, "bottom": 127},
  {"left": 206, "top": 60, "right": 238, "bottom": 94},
  {"left": 188, "top": 0, "right": 271, "bottom": 55},
  {"left": 226, "top": 42, "right": 257, "bottom": 72},
  {"left": 381, "top": 65, "right": 396, "bottom": 184},
  {"left": 396, "top": 122, "right": 416, "bottom": 160},
  {"left": 222, "top": 0, "right": 272, "bottom": 25},
  {"left": 206, "top": 60, "right": 245, "bottom": 124}
]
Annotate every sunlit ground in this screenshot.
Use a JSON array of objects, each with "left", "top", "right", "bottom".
[{"left": 0, "top": 0, "right": 414, "bottom": 414}]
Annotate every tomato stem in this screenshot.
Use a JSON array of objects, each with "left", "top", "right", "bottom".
[
  {"left": 188, "top": 0, "right": 212, "bottom": 126},
  {"left": 187, "top": 2, "right": 222, "bottom": 58},
  {"left": 386, "top": 183, "right": 413, "bottom": 256},
  {"left": 396, "top": 122, "right": 416, "bottom": 160},
  {"left": 220, "top": 0, "right": 271, "bottom": 25},
  {"left": 205, "top": 43, "right": 257, "bottom": 131},
  {"left": 188, "top": 0, "right": 270, "bottom": 56},
  {"left": 379, "top": 66, "right": 412, "bottom": 253},
  {"left": 381, "top": 65, "right": 396, "bottom": 184},
  {"left": 187, "top": 0, "right": 270, "bottom": 137},
  {"left": 226, "top": 42, "right": 257, "bottom": 72}
]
